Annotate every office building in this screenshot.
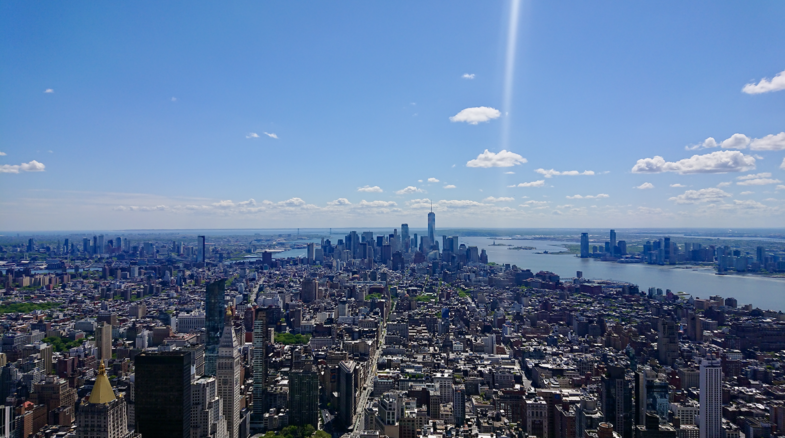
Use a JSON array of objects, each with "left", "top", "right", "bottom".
[
  {"left": 204, "top": 279, "right": 226, "bottom": 376},
  {"left": 134, "top": 351, "right": 192, "bottom": 438},
  {"left": 401, "top": 224, "right": 410, "bottom": 252},
  {"left": 338, "top": 360, "right": 357, "bottom": 428},
  {"left": 427, "top": 211, "right": 436, "bottom": 247},
  {"left": 699, "top": 356, "right": 722, "bottom": 438},
  {"left": 198, "top": 236, "right": 206, "bottom": 263},
  {"left": 289, "top": 367, "right": 319, "bottom": 428},
  {"left": 76, "top": 361, "right": 130, "bottom": 438},
  {"left": 657, "top": 319, "right": 679, "bottom": 367},
  {"left": 191, "top": 376, "right": 227, "bottom": 438},
  {"left": 217, "top": 312, "right": 241, "bottom": 438},
  {"left": 96, "top": 322, "right": 112, "bottom": 362},
  {"left": 602, "top": 365, "right": 633, "bottom": 438},
  {"left": 580, "top": 233, "right": 589, "bottom": 258},
  {"left": 251, "top": 308, "right": 268, "bottom": 431},
  {"left": 610, "top": 230, "right": 617, "bottom": 254}
]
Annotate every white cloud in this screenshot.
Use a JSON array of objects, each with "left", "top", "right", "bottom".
[
  {"left": 717, "top": 182, "right": 732, "bottom": 187},
  {"left": 357, "top": 185, "right": 383, "bottom": 193},
  {"left": 782, "top": 158, "right": 785, "bottom": 170},
  {"left": 776, "top": 185, "right": 785, "bottom": 191},
  {"left": 279, "top": 198, "right": 305, "bottom": 207},
  {"left": 213, "top": 200, "right": 236, "bottom": 208},
  {"left": 396, "top": 186, "right": 424, "bottom": 195},
  {"left": 505, "top": 171, "right": 515, "bottom": 174},
  {"left": 509, "top": 180, "right": 545, "bottom": 188},
  {"left": 467, "top": 149, "right": 526, "bottom": 168},
  {"left": 483, "top": 196, "right": 514, "bottom": 203},
  {"left": 739, "top": 191, "right": 754, "bottom": 195},
  {"left": 438, "top": 200, "right": 484, "bottom": 208},
  {"left": 246, "top": 133, "right": 259, "bottom": 139},
  {"left": 566, "top": 194, "right": 609, "bottom": 199},
  {"left": 263, "top": 132, "right": 278, "bottom": 139},
  {"left": 738, "top": 172, "right": 772, "bottom": 180},
  {"left": 359, "top": 200, "right": 397, "bottom": 208},
  {"left": 685, "top": 137, "right": 718, "bottom": 151},
  {"left": 750, "top": 132, "right": 785, "bottom": 151},
  {"left": 44, "top": 89, "right": 54, "bottom": 93},
  {"left": 0, "top": 160, "right": 46, "bottom": 174},
  {"left": 327, "top": 198, "right": 352, "bottom": 206},
  {"left": 721, "top": 133, "right": 751, "bottom": 149},
  {"left": 443, "top": 184, "right": 456, "bottom": 189},
  {"left": 631, "top": 150, "right": 756, "bottom": 174},
  {"left": 737, "top": 178, "right": 782, "bottom": 186},
  {"left": 668, "top": 188, "right": 731, "bottom": 204},
  {"left": 462, "top": 73, "right": 475, "bottom": 79},
  {"left": 0, "top": 152, "right": 6, "bottom": 156},
  {"left": 635, "top": 182, "right": 655, "bottom": 190},
  {"left": 449, "top": 107, "right": 501, "bottom": 125},
  {"left": 535, "top": 169, "right": 595, "bottom": 178},
  {"left": 670, "top": 183, "right": 686, "bottom": 188},
  {"left": 427, "top": 177, "right": 439, "bottom": 183},
  {"left": 742, "top": 69, "right": 785, "bottom": 94}
]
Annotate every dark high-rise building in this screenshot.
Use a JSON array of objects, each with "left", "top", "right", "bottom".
[
  {"left": 580, "top": 233, "right": 589, "bottom": 258},
  {"left": 427, "top": 211, "right": 436, "bottom": 246},
  {"left": 610, "top": 229, "right": 617, "bottom": 254},
  {"left": 251, "top": 308, "right": 269, "bottom": 431},
  {"left": 338, "top": 360, "right": 357, "bottom": 428},
  {"left": 756, "top": 246, "right": 765, "bottom": 264},
  {"left": 134, "top": 351, "right": 192, "bottom": 438},
  {"left": 289, "top": 368, "right": 319, "bottom": 428},
  {"left": 664, "top": 236, "right": 671, "bottom": 262},
  {"left": 657, "top": 319, "right": 679, "bottom": 367},
  {"left": 204, "top": 279, "right": 226, "bottom": 376},
  {"left": 401, "top": 224, "right": 410, "bottom": 252},
  {"left": 197, "top": 235, "right": 206, "bottom": 263},
  {"left": 602, "top": 365, "right": 633, "bottom": 438}
]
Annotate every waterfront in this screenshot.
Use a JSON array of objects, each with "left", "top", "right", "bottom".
[{"left": 460, "top": 236, "right": 785, "bottom": 312}]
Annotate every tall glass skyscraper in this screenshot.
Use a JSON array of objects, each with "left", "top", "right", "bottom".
[
  {"left": 251, "top": 307, "right": 269, "bottom": 431},
  {"left": 427, "top": 211, "right": 435, "bottom": 245},
  {"left": 204, "top": 278, "right": 226, "bottom": 376},
  {"left": 580, "top": 233, "right": 589, "bottom": 258}
]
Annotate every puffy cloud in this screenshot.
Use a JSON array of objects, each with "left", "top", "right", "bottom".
[
  {"left": 505, "top": 171, "right": 515, "bottom": 174},
  {"left": 750, "top": 132, "right": 785, "bottom": 150},
  {"left": 670, "top": 183, "right": 686, "bottom": 188},
  {"left": 438, "top": 200, "right": 484, "bottom": 208},
  {"left": 357, "top": 185, "right": 383, "bottom": 193},
  {"left": 483, "top": 196, "right": 514, "bottom": 203},
  {"left": 742, "top": 69, "right": 785, "bottom": 94},
  {"left": 731, "top": 200, "right": 767, "bottom": 209},
  {"left": 631, "top": 150, "right": 756, "bottom": 174},
  {"left": 739, "top": 191, "right": 754, "bottom": 195},
  {"left": 721, "top": 133, "right": 751, "bottom": 149},
  {"left": 635, "top": 182, "right": 655, "bottom": 190},
  {"left": 246, "top": 133, "right": 259, "bottom": 139},
  {"left": 717, "top": 182, "right": 732, "bottom": 187},
  {"left": 566, "top": 194, "right": 610, "bottom": 199},
  {"left": 449, "top": 107, "right": 501, "bottom": 124},
  {"left": 534, "top": 169, "right": 595, "bottom": 178},
  {"left": 264, "top": 132, "right": 278, "bottom": 139},
  {"left": 685, "top": 137, "right": 718, "bottom": 151},
  {"left": 668, "top": 188, "right": 731, "bottom": 204},
  {"left": 358, "top": 200, "right": 396, "bottom": 208},
  {"left": 462, "top": 73, "right": 475, "bottom": 79},
  {"left": 737, "top": 177, "right": 782, "bottom": 186},
  {"left": 0, "top": 151, "right": 6, "bottom": 156},
  {"left": 467, "top": 149, "right": 526, "bottom": 168},
  {"left": 396, "top": 186, "right": 424, "bottom": 195},
  {"left": 327, "top": 198, "right": 351, "bottom": 206},
  {"left": 776, "top": 185, "right": 785, "bottom": 191},
  {"left": 427, "top": 177, "right": 439, "bottom": 183},
  {"left": 0, "top": 160, "right": 46, "bottom": 174},
  {"left": 213, "top": 200, "right": 236, "bottom": 208},
  {"left": 738, "top": 172, "right": 772, "bottom": 180},
  {"left": 44, "top": 89, "right": 54, "bottom": 93},
  {"left": 443, "top": 184, "right": 456, "bottom": 189},
  {"left": 508, "top": 180, "right": 545, "bottom": 188},
  {"left": 279, "top": 197, "right": 305, "bottom": 207}
]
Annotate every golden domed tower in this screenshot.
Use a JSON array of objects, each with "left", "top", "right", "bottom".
[{"left": 76, "top": 361, "right": 132, "bottom": 438}]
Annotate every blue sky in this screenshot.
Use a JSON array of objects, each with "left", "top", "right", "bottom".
[{"left": 1, "top": 1, "right": 784, "bottom": 231}]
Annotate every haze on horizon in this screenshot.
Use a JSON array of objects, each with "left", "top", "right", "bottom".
[{"left": 1, "top": 1, "right": 785, "bottom": 231}]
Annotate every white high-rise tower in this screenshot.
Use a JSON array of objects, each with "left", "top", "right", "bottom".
[
  {"left": 217, "top": 311, "right": 241, "bottom": 438},
  {"left": 699, "top": 355, "right": 722, "bottom": 438}
]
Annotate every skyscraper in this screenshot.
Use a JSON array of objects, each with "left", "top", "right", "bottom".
[
  {"left": 580, "top": 233, "right": 589, "bottom": 258},
  {"left": 609, "top": 230, "right": 616, "bottom": 254},
  {"left": 204, "top": 279, "right": 226, "bottom": 376},
  {"left": 135, "top": 351, "right": 192, "bottom": 438},
  {"left": 250, "top": 308, "right": 268, "bottom": 431},
  {"left": 98, "top": 235, "right": 105, "bottom": 254},
  {"left": 96, "top": 322, "right": 112, "bottom": 362},
  {"left": 602, "top": 365, "right": 633, "bottom": 438},
  {"left": 401, "top": 224, "right": 410, "bottom": 252},
  {"left": 699, "top": 356, "right": 722, "bottom": 438},
  {"left": 198, "top": 236, "right": 206, "bottom": 263},
  {"left": 76, "top": 361, "right": 130, "bottom": 438},
  {"left": 191, "top": 376, "right": 227, "bottom": 438},
  {"left": 289, "top": 363, "right": 319, "bottom": 428},
  {"left": 217, "top": 311, "right": 241, "bottom": 438},
  {"left": 338, "top": 360, "right": 357, "bottom": 428},
  {"left": 657, "top": 318, "right": 679, "bottom": 367},
  {"left": 427, "top": 210, "right": 435, "bottom": 246}
]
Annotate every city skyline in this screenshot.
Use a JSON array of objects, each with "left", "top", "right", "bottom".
[{"left": 2, "top": 1, "right": 785, "bottom": 230}]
